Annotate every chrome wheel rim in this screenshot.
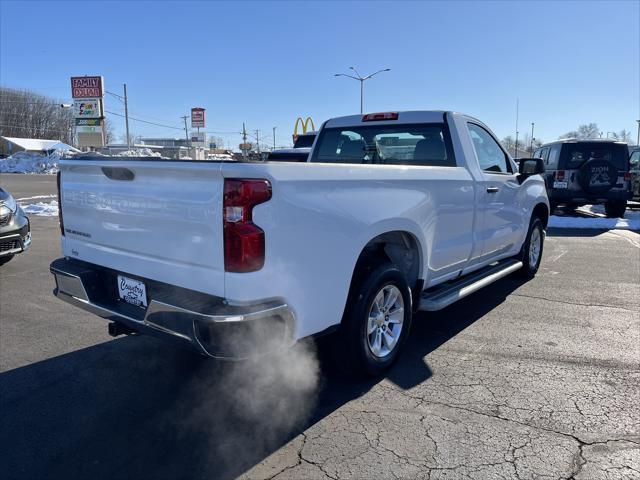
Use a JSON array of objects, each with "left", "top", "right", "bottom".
[
  {"left": 366, "top": 285, "right": 404, "bottom": 358},
  {"left": 529, "top": 227, "right": 541, "bottom": 268}
]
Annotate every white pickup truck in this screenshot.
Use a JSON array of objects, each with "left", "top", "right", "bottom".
[{"left": 51, "top": 111, "right": 549, "bottom": 375}]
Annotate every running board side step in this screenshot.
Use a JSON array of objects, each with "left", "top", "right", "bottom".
[{"left": 419, "top": 259, "right": 523, "bottom": 311}]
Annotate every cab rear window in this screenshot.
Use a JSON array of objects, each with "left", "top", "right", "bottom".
[{"left": 310, "top": 123, "right": 456, "bottom": 167}]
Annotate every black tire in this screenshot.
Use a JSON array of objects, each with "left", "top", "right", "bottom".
[
  {"left": 0, "top": 254, "right": 14, "bottom": 266},
  {"left": 549, "top": 202, "right": 558, "bottom": 215},
  {"left": 335, "top": 262, "right": 413, "bottom": 377},
  {"left": 518, "top": 217, "right": 544, "bottom": 278},
  {"left": 604, "top": 200, "right": 626, "bottom": 218}
]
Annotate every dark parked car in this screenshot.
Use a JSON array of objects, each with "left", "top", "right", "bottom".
[
  {"left": 629, "top": 147, "right": 640, "bottom": 202},
  {"left": 0, "top": 187, "right": 31, "bottom": 266},
  {"left": 533, "top": 139, "right": 632, "bottom": 217},
  {"left": 266, "top": 131, "right": 318, "bottom": 162},
  {"left": 292, "top": 130, "right": 317, "bottom": 148},
  {"left": 266, "top": 147, "right": 311, "bottom": 162}
]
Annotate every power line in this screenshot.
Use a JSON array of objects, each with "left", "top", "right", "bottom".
[{"left": 105, "top": 110, "right": 183, "bottom": 130}]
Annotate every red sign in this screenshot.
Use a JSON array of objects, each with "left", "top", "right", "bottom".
[
  {"left": 191, "top": 108, "right": 205, "bottom": 128},
  {"left": 71, "top": 76, "right": 103, "bottom": 98}
]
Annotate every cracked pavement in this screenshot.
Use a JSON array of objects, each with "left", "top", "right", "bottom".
[
  {"left": 1, "top": 175, "right": 639, "bottom": 479},
  {"left": 241, "top": 230, "right": 640, "bottom": 480}
]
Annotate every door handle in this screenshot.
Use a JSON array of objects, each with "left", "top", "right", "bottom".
[{"left": 486, "top": 187, "right": 500, "bottom": 193}]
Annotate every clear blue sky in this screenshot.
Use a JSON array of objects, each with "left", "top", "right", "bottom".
[{"left": 1, "top": 0, "right": 638, "bottom": 147}]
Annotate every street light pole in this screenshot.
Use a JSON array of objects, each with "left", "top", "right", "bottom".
[
  {"left": 273, "top": 126, "right": 276, "bottom": 150},
  {"left": 530, "top": 122, "right": 535, "bottom": 152},
  {"left": 334, "top": 67, "right": 391, "bottom": 114},
  {"left": 636, "top": 120, "right": 639, "bottom": 146}
]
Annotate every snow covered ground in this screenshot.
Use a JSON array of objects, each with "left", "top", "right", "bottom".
[
  {"left": 0, "top": 151, "right": 61, "bottom": 174},
  {"left": 21, "top": 200, "right": 59, "bottom": 217},
  {"left": 549, "top": 204, "right": 640, "bottom": 230}
]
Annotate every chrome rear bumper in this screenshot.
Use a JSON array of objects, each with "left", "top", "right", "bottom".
[{"left": 50, "top": 258, "right": 295, "bottom": 359}]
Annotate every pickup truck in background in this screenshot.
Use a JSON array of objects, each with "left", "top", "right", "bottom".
[
  {"left": 267, "top": 130, "right": 318, "bottom": 162},
  {"left": 50, "top": 111, "right": 549, "bottom": 376}
]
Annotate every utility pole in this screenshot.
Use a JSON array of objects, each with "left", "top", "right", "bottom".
[
  {"left": 273, "top": 126, "right": 276, "bottom": 150},
  {"left": 181, "top": 116, "right": 189, "bottom": 141},
  {"left": 636, "top": 120, "right": 639, "bottom": 146},
  {"left": 514, "top": 99, "right": 519, "bottom": 159},
  {"left": 242, "top": 123, "right": 248, "bottom": 161},
  {"left": 530, "top": 122, "right": 535, "bottom": 152},
  {"left": 255, "top": 130, "right": 260, "bottom": 155},
  {"left": 123, "top": 84, "right": 131, "bottom": 148}
]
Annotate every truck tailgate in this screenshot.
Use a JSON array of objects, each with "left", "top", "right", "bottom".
[{"left": 59, "top": 159, "right": 225, "bottom": 297}]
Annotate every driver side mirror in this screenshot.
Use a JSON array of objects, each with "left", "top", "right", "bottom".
[{"left": 517, "top": 158, "right": 545, "bottom": 176}]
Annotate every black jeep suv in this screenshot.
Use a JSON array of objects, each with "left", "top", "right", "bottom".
[{"left": 533, "top": 139, "right": 632, "bottom": 218}]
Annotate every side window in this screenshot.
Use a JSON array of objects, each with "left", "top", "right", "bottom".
[
  {"left": 630, "top": 151, "right": 640, "bottom": 171},
  {"left": 533, "top": 148, "right": 541, "bottom": 158},
  {"left": 547, "top": 145, "right": 561, "bottom": 169},
  {"left": 539, "top": 147, "right": 549, "bottom": 164},
  {"left": 468, "top": 123, "right": 511, "bottom": 173}
]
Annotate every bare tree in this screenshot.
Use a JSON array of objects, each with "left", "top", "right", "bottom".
[
  {"left": 610, "top": 129, "right": 632, "bottom": 143},
  {"left": 119, "top": 130, "right": 138, "bottom": 146},
  {"left": 559, "top": 123, "right": 600, "bottom": 140},
  {"left": 501, "top": 135, "right": 515, "bottom": 150},
  {"left": 0, "top": 86, "right": 75, "bottom": 144},
  {"left": 103, "top": 117, "right": 116, "bottom": 145}
]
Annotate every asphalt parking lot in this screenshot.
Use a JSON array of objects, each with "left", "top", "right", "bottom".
[{"left": 1, "top": 173, "right": 639, "bottom": 480}]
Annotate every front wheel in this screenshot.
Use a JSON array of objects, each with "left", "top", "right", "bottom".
[
  {"left": 0, "top": 254, "right": 14, "bottom": 267},
  {"left": 518, "top": 217, "right": 544, "bottom": 278},
  {"left": 336, "top": 263, "right": 412, "bottom": 377},
  {"left": 604, "top": 200, "right": 626, "bottom": 218}
]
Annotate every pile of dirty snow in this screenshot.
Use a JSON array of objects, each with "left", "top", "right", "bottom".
[
  {"left": 0, "top": 151, "right": 62, "bottom": 174},
  {"left": 21, "top": 200, "right": 59, "bottom": 216},
  {"left": 115, "top": 148, "right": 163, "bottom": 158},
  {"left": 549, "top": 204, "right": 640, "bottom": 231},
  {"left": 208, "top": 153, "right": 235, "bottom": 161}
]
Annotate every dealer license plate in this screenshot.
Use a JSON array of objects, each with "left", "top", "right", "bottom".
[{"left": 117, "top": 275, "right": 148, "bottom": 307}]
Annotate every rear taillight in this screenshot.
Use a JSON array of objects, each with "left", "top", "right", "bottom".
[
  {"left": 362, "top": 112, "right": 399, "bottom": 122},
  {"left": 624, "top": 172, "right": 632, "bottom": 181},
  {"left": 223, "top": 179, "right": 271, "bottom": 273},
  {"left": 555, "top": 170, "right": 566, "bottom": 181},
  {"left": 56, "top": 171, "right": 64, "bottom": 236}
]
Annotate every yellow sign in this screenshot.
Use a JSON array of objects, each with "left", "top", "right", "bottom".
[{"left": 293, "top": 116, "right": 315, "bottom": 142}]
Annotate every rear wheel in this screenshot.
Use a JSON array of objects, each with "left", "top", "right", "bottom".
[
  {"left": 0, "top": 255, "right": 14, "bottom": 266},
  {"left": 604, "top": 200, "right": 626, "bottom": 218},
  {"left": 336, "top": 263, "right": 412, "bottom": 377},
  {"left": 518, "top": 217, "right": 544, "bottom": 278}
]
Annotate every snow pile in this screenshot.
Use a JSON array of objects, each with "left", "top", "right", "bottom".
[
  {"left": 549, "top": 205, "right": 640, "bottom": 230},
  {"left": 21, "top": 200, "right": 59, "bottom": 216},
  {"left": 0, "top": 151, "right": 62, "bottom": 174},
  {"left": 115, "top": 148, "right": 163, "bottom": 158},
  {"left": 208, "top": 153, "right": 234, "bottom": 161}
]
